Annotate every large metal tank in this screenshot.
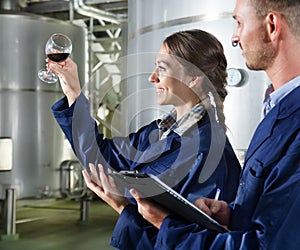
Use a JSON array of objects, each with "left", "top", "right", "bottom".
[
  {"left": 123, "top": 0, "right": 269, "bottom": 163},
  {"left": 0, "top": 11, "right": 86, "bottom": 198}
]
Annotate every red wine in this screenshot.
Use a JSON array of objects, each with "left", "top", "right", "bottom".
[{"left": 47, "top": 53, "right": 69, "bottom": 62}]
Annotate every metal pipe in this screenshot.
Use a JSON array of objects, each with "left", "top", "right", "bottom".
[
  {"left": 72, "top": 0, "right": 127, "bottom": 24},
  {"left": 4, "top": 188, "right": 16, "bottom": 235},
  {"left": 93, "top": 24, "right": 120, "bottom": 32},
  {"left": 1, "top": 188, "right": 19, "bottom": 240},
  {"left": 79, "top": 195, "right": 92, "bottom": 222},
  {"left": 69, "top": 0, "right": 74, "bottom": 21}
]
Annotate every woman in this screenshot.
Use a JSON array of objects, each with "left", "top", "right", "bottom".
[{"left": 50, "top": 29, "right": 241, "bottom": 249}]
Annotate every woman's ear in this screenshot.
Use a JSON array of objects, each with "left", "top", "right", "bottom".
[{"left": 188, "top": 76, "right": 203, "bottom": 88}]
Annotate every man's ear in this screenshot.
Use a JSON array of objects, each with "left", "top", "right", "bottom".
[{"left": 266, "top": 12, "right": 281, "bottom": 42}]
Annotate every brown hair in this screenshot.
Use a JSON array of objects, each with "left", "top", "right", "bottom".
[
  {"left": 250, "top": 0, "right": 300, "bottom": 40},
  {"left": 163, "top": 29, "right": 228, "bottom": 130}
]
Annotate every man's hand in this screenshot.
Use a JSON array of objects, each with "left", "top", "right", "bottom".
[{"left": 194, "top": 197, "right": 231, "bottom": 227}]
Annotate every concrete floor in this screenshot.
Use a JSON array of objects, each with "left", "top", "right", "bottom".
[{"left": 0, "top": 198, "right": 118, "bottom": 250}]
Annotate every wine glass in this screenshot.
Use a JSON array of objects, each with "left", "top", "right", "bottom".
[{"left": 38, "top": 33, "right": 72, "bottom": 84}]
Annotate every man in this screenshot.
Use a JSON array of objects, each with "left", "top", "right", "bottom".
[{"left": 131, "top": 0, "right": 300, "bottom": 249}]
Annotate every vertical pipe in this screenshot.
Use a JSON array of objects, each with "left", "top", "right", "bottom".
[
  {"left": 78, "top": 195, "right": 91, "bottom": 224},
  {"left": 88, "top": 17, "right": 95, "bottom": 116},
  {"left": 80, "top": 198, "right": 88, "bottom": 221},
  {"left": 69, "top": 0, "right": 74, "bottom": 21},
  {"left": 5, "top": 188, "right": 16, "bottom": 235},
  {"left": 1, "top": 188, "right": 19, "bottom": 241}
]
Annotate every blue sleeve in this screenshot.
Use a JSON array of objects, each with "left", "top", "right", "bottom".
[
  {"left": 155, "top": 217, "right": 257, "bottom": 250},
  {"left": 52, "top": 93, "right": 107, "bottom": 170},
  {"left": 51, "top": 96, "right": 76, "bottom": 150},
  {"left": 110, "top": 204, "right": 158, "bottom": 250},
  {"left": 51, "top": 93, "right": 144, "bottom": 172}
]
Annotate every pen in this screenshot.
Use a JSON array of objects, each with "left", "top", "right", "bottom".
[{"left": 214, "top": 188, "right": 221, "bottom": 200}]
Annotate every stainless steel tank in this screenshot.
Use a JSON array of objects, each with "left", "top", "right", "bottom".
[
  {"left": 0, "top": 11, "right": 86, "bottom": 198},
  {"left": 124, "top": 0, "right": 269, "bottom": 164}
]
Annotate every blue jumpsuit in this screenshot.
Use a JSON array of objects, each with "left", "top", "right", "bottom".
[
  {"left": 52, "top": 93, "right": 241, "bottom": 249},
  {"left": 146, "top": 85, "right": 300, "bottom": 250}
]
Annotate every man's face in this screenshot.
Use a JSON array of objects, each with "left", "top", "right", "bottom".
[{"left": 233, "top": 0, "right": 276, "bottom": 70}]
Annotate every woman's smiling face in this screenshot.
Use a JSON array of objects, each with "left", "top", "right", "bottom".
[{"left": 148, "top": 45, "right": 195, "bottom": 107}]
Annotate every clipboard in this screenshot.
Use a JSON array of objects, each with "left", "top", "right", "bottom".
[{"left": 110, "top": 170, "right": 228, "bottom": 233}]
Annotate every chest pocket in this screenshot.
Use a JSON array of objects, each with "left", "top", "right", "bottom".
[{"left": 232, "top": 159, "right": 271, "bottom": 230}]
